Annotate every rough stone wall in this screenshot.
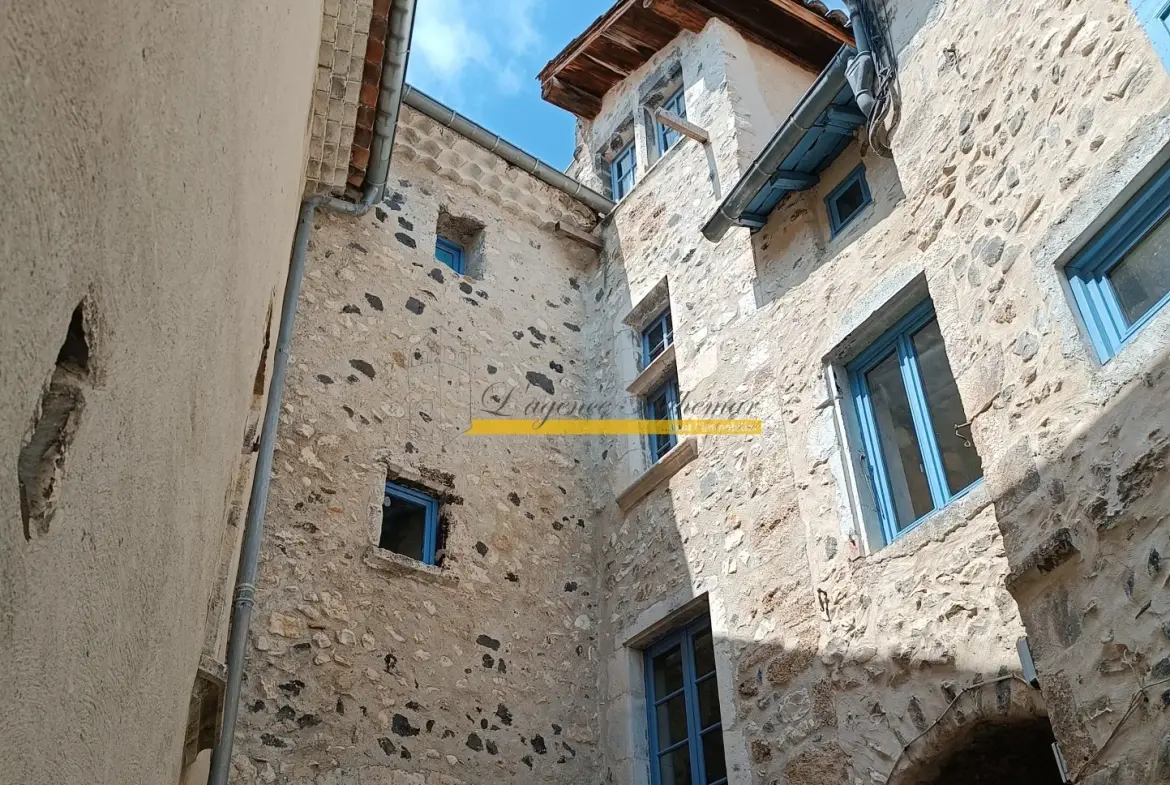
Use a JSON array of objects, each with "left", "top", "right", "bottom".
[
  {"left": 579, "top": 18, "right": 1036, "bottom": 785},
  {"left": 231, "top": 106, "right": 603, "bottom": 785},
  {"left": 0, "top": 1, "right": 321, "bottom": 783},
  {"left": 567, "top": 3, "right": 1170, "bottom": 785},
  {"left": 307, "top": 0, "right": 376, "bottom": 194},
  {"left": 870, "top": 0, "right": 1170, "bottom": 779}
]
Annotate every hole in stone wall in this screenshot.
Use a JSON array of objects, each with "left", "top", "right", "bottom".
[
  {"left": 436, "top": 208, "right": 486, "bottom": 279},
  {"left": 18, "top": 301, "right": 91, "bottom": 540},
  {"left": 915, "top": 719, "right": 1062, "bottom": 785},
  {"left": 252, "top": 300, "right": 273, "bottom": 397},
  {"left": 243, "top": 298, "right": 275, "bottom": 453},
  {"left": 58, "top": 305, "right": 90, "bottom": 376}
]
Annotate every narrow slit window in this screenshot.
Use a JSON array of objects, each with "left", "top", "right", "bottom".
[
  {"left": 657, "top": 87, "right": 687, "bottom": 155},
  {"left": 825, "top": 164, "right": 872, "bottom": 236},
  {"left": 646, "top": 374, "right": 680, "bottom": 463},
  {"left": 435, "top": 237, "right": 465, "bottom": 275},
  {"left": 611, "top": 142, "right": 637, "bottom": 201},
  {"left": 848, "top": 300, "right": 983, "bottom": 544},
  {"left": 1066, "top": 158, "right": 1170, "bottom": 361},
  {"left": 642, "top": 309, "right": 674, "bottom": 367},
  {"left": 645, "top": 617, "right": 727, "bottom": 785},
  {"left": 380, "top": 481, "right": 440, "bottom": 565}
]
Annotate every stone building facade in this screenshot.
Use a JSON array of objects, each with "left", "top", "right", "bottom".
[
  {"left": 225, "top": 0, "right": 1170, "bottom": 783},
  {"left": 6, "top": 0, "right": 1169, "bottom": 782}
]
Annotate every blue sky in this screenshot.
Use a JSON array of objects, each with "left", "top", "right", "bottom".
[{"left": 406, "top": 0, "right": 612, "bottom": 170}]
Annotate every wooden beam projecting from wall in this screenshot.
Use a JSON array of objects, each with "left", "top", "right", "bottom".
[
  {"left": 654, "top": 109, "right": 709, "bottom": 144},
  {"left": 556, "top": 221, "right": 604, "bottom": 251}
]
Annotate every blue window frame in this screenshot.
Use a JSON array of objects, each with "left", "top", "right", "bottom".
[
  {"left": 1066, "top": 158, "right": 1170, "bottom": 362},
  {"left": 611, "top": 142, "right": 637, "bottom": 200},
  {"left": 657, "top": 87, "right": 687, "bottom": 155},
  {"left": 380, "top": 481, "right": 440, "bottom": 565},
  {"left": 642, "top": 309, "right": 674, "bottom": 368},
  {"left": 646, "top": 375, "right": 680, "bottom": 463},
  {"left": 645, "top": 617, "right": 727, "bottom": 785},
  {"left": 1131, "top": 0, "right": 1170, "bottom": 68},
  {"left": 848, "top": 300, "right": 984, "bottom": 544},
  {"left": 824, "top": 164, "right": 873, "bottom": 236},
  {"left": 435, "top": 236, "right": 465, "bottom": 275}
]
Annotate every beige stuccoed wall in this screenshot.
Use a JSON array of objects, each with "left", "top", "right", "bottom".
[
  {"left": 0, "top": 1, "right": 322, "bottom": 784},
  {"left": 229, "top": 105, "right": 603, "bottom": 785}
]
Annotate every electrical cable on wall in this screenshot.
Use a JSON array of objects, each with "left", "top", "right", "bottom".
[{"left": 860, "top": 0, "right": 901, "bottom": 157}]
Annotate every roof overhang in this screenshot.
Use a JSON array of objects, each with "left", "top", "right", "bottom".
[
  {"left": 538, "top": 0, "right": 853, "bottom": 119},
  {"left": 702, "top": 46, "right": 865, "bottom": 242}
]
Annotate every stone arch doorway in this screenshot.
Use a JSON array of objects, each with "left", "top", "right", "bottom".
[
  {"left": 883, "top": 677, "right": 1064, "bottom": 785},
  {"left": 916, "top": 718, "right": 1062, "bottom": 784}
]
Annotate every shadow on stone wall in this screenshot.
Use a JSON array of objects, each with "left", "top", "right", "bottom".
[
  {"left": 717, "top": 624, "right": 1062, "bottom": 785},
  {"left": 986, "top": 347, "right": 1170, "bottom": 782}
]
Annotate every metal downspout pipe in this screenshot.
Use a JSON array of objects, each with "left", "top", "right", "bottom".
[
  {"left": 401, "top": 85, "right": 615, "bottom": 216},
  {"left": 843, "top": 0, "right": 877, "bottom": 119},
  {"left": 206, "top": 0, "right": 417, "bottom": 782},
  {"left": 700, "top": 46, "right": 853, "bottom": 243}
]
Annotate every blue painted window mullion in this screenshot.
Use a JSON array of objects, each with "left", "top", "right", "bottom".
[
  {"left": 667, "top": 380, "right": 680, "bottom": 449},
  {"left": 644, "top": 653, "right": 661, "bottom": 785},
  {"left": 681, "top": 625, "right": 705, "bottom": 785},
  {"left": 422, "top": 499, "right": 438, "bottom": 565},
  {"left": 1068, "top": 275, "right": 1116, "bottom": 360},
  {"left": 1095, "top": 277, "right": 1133, "bottom": 345},
  {"left": 896, "top": 332, "right": 950, "bottom": 506},
  {"left": 851, "top": 368, "right": 900, "bottom": 544}
]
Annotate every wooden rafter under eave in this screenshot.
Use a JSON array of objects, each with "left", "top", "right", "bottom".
[
  {"left": 537, "top": 0, "right": 641, "bottom": 83},
  {"left": 582, "top": 51, "right": 631, "bottom": 79},
  {"left": 763, "top": 0, "right": 855, "bottom": 45},
  {"left": 542, "top": 76, "right": 603, "bottom": 117}
]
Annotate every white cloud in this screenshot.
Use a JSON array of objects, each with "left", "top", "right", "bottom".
[{"left": 410, "top": 0, "right": 545, "bottom": 101}]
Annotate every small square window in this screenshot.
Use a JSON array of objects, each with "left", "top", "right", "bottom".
[
  {"left": 435, "top": 237, "right": 465, "bottom": 275},
  {"left": 644, "top": 617, "right": 727, "bottom": 785},
  {"left": 611, "top": 142, "right": 638, "bottom": 201},
  {"left": 657, "top": 88, "right": 687, "bottom": 155},
  {"left": 646, "top": 375, "right": 680, "bottom": 463},
  {"left": 825, "top": 164, "right": 873, "bottom": 236},
  {"left": 848, "top": 300, "right": 983, "bottom": 544},
  {"left": 642, "top": 309, "right": 674, "bottom": 368},
  {"left": 1066, "top": 158, "right": 1170, "bottom": 361},
  {"left": 380, "top": 481, "right": 440, "bottom": 565}
]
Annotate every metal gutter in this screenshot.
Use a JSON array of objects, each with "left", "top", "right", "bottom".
[
  {"left": 402, "top": 85, "right": 614, "bottom": 216},
  {"left": 206, "top": 0, "right": 417, "bottom": 782},
  {"left": 700, "top": 46, "right": 853, "bottom": 243}
]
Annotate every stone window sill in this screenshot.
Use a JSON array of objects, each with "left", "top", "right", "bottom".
[
  {"left": 863, "top": 481, "right": 993, "bottom": 564},
  {"left": 363, "top": 545, "right": 458, "bottom": 588},
  {"left": 617, "top": 437, "right": 699, "bottom": 513},
  {"left": 628, "top": 344, "right": 677, "bottom": 398}
]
